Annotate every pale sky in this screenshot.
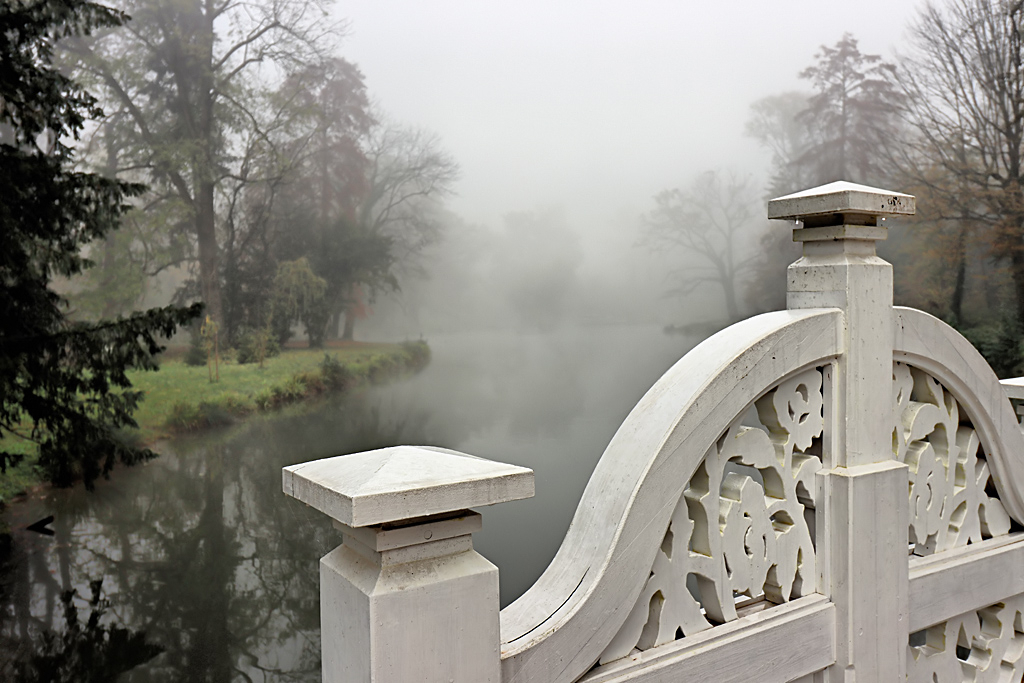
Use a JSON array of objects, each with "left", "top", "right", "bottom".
[{"left": 336, "top": 0, "right": 923, "bottom": 230}]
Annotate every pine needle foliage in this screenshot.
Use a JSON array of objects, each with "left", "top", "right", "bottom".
[{"left": 0, "top": 0, "right": 201, "bottom": 488}]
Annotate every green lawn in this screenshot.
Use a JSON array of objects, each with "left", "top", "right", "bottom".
[
  {"left": 131, "top": 342, "right": 417, "bottom": 439},
  {"left": 0, "top": 340, "right": 429, "bottom": 502}
]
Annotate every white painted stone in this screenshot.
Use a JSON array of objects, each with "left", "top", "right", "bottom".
[
  {"left": 819, "top": 460, "right": 909, "bottom": 682},
  {"left": 893, "top": 307, "right": 1024, "bottom": 522},
  {"left": 780, "top": 182, "right": 911, "bottom": 682},
  {"left": 499, "top": 309, "right": 843, "bottom": 683},
  {"left": 282, "top": 445, "right": 534, "bottom": 527},
  {"left": 580, "top": 596, "right": 835, "bottom": 683},
  {"left": 600, "top": 368, "right": 824, "bottom": 663},
  {"left": 908, "top": 592, "right": 1024, "bottom": 682},
  {"left": 909, "top": 532, "right": 1024, "bottom": 631},
  {"left": 321, "top": 526, "right": 501, "bottom": 682},
  {"left": 283, "top": 449, "right": 533, "bottom": 683}
]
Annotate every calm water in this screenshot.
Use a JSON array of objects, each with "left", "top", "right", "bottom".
[{"left": 0, "top": 325, "right": 698, "bottom": 681}]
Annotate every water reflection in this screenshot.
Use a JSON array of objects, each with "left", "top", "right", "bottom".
[{"left": 0, "top": 325, "right": 696, "bottom": 680}]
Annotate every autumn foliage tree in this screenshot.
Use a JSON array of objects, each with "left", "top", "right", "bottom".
[{"left": 889, "top": 0, "right": 1024, "bottom": 345}]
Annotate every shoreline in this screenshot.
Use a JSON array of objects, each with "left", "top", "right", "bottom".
[{"left": 0, "top": 340, "right": 430, "bottom": 510}]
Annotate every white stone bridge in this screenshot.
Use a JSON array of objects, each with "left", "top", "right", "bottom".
[{"left": 284, "top": 182, "right": 1024, "bottom": 682}]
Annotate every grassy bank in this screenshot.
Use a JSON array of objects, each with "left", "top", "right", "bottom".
[{"left": 0, "top": 340, "right": 430, "bottom": 502}]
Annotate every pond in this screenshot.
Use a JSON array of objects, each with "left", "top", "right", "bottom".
[{"left": 0, "top": 324, "right": 700, "bottom": 681}]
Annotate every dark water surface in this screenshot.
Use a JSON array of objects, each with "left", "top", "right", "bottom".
[{"left": 0, "top": 325, "right": 698, "bottom": 681}]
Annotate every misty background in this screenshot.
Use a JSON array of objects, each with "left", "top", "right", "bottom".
[
  {"left": 65, "top": 0, "right": 929, "bottom": 341},
  {"left": 340, "top": 0, "right": 920, "bottom": 338},
  {"left": 11, "top": 0, "right": 1024, "bottom": 678}
]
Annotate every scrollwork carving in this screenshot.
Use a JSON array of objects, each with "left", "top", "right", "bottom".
[
  {"left": 908, "top": 596, "right": 1024, "bottom": 683},
  {"left": 893, "top": 363, "right": 1011, "bottom": 555},
  {"left": 600, "top": 368, "right": 823, "bottom": 663}
]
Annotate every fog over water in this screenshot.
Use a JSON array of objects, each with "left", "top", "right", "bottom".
[{"left": 0, "top": 326, "right": 700, "bottom": 677}]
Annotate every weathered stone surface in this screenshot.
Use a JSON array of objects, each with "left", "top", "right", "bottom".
[
  {"left": 282, "top": 445, "right": 534, "bottom": 527},
  {"left": 767, "top": 180, "right": 915, "bottom": 220}
]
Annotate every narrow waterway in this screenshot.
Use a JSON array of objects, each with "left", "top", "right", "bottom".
[{"left": 0, "top": 325, "right": 700, "bottom": 681}]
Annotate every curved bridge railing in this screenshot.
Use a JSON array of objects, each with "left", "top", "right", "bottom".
[{"left": 283, "top": 182, "right": 1024, "bottom": 683}]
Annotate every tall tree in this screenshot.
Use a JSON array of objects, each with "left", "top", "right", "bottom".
[
  {"left": 744, "top": 35, "right": 902, "bottom": 315},
  {"left": 63, "top": 0, "right": 338, "bottom": 330},
  {"left": 0, "top": 0, "right": 201, "bottom": 487},
  {"left": 796, "top": 33, "right": 902, "bottom": 186},
  {"left": 642, "top": 171, "right": 758, "bottom": 322},
  {"left": 341, "top": 123, "right": 458, "bottom": 339},
  {"left": 891, "top": 0, "right": 1024, "bottom": 328}
]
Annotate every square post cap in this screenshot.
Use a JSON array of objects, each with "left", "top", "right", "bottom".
[
  {"left": 768, "top": 181, "right": 915, "bottom": 223},
  {"left": 282, "top": 446, "right": 535, "bottom": 528}
]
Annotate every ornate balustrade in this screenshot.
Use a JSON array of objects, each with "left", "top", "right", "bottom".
[{"left": 284, "top": 181, "right": 1024, "bottom": 682}]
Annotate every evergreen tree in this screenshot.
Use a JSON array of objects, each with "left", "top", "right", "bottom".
[
  {"left": 0, "top": 0, "right": 201, "bottom": 488},
  {"left": 796, "top": 33, "right": 901, "bottom": 185}
]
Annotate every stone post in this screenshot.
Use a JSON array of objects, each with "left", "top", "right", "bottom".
[
  {"left": 283, "top": 445, "right": 534, "bottom": 683},
  {"left": 769, "top": 182, "right": 915, "bottom": 682}
]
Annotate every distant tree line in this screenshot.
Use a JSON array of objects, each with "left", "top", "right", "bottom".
[{"left": 647, "top": 1, "right": 1024, "bottom": 376}]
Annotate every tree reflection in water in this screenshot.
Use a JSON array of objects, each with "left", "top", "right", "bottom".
[
  {"left": 0, "top": 326, "right": 693, "bottom": 680},
  {"left": 8, "top": 580, "right": 162, "bottom": 683},
  {"left": 0, "top": 391, "right": 440, "bottom": 682}
]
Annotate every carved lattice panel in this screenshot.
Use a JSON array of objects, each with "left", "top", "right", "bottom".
[
  {"left": 892, "top": 363, "right": 1011, "bottom": 555},
  {"left": 909, "top": 596, "right": 1024, "bottom": 682},
  {"left": 600, "top": 368, "right": 823, "bottom": 663}
]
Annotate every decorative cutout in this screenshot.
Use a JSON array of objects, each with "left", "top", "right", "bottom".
[
  {"left": 908, "top": 596, "right": 1024, "bottom": 682},
  {"left": 892, "top": 363, "right": 1011, "bottom": 555},
  {"left": 600, "top": 368, "right": 823, "bottom": 663}
]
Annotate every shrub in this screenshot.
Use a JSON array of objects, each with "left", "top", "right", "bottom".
[
  {"left": 400, "top": 340, "right": 431, "bottom": 370},
  {"left": 319, "top": 353, "right": 352, "bottom": 389},
  {"left": 165, "top": 402, "right": 202, "bottom": 431},
  {"left": 165, "top": 400, "right": 234, "bottom": 431},
  {"left": 235, "top": 327, "right": 280, "bottom": 365}
]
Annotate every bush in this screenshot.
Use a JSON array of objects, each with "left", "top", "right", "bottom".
[
  {"left": 400, "top": 340, "right": 431, "bottom": 369},
  {"left": 319, "top": 353, "right": 352, "bottom": 389},
  {"left": 165, "top": 401, "right": 233, "bottom": 431},
  {"left": 235, "top": 327, "right": 280, "bottom": 365},
  {"left": 165, "top": 402, "right": 202, "bottom": 431}
]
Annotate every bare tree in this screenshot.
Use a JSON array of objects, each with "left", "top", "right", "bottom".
[
  {"left": 642, "top": 171, "right": 759, "bottom": 322},
  {"left": 336, "top": 123, "right": 458, "bottom": 339},
  {"left": 64, "top": 0, "right": 341, "bottom": 329},
  {"left": 891, "top": 0, "right": 1024, "bottom": 325}
]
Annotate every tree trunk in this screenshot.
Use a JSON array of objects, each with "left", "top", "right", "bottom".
[
  {"left": 1012, "top": 249, "right": 1024, "bottom": 334},
  {"left": 196, "top": 180, "right": 223, "bottom": 328},
  {"left": 342, "top": 308, "right": 355, "bottom": 341},
  {"left": 950, "top": 221, "right": 968, "bottom": 326},
  {"left": 327, "top": 310, "right": 340, "bottom": 340},
  {"left": 195, "top": 5, "right": 222, "bottom": 330},
  {"left": 723, "top": 284, "right": 739, "bottom": 322}
]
